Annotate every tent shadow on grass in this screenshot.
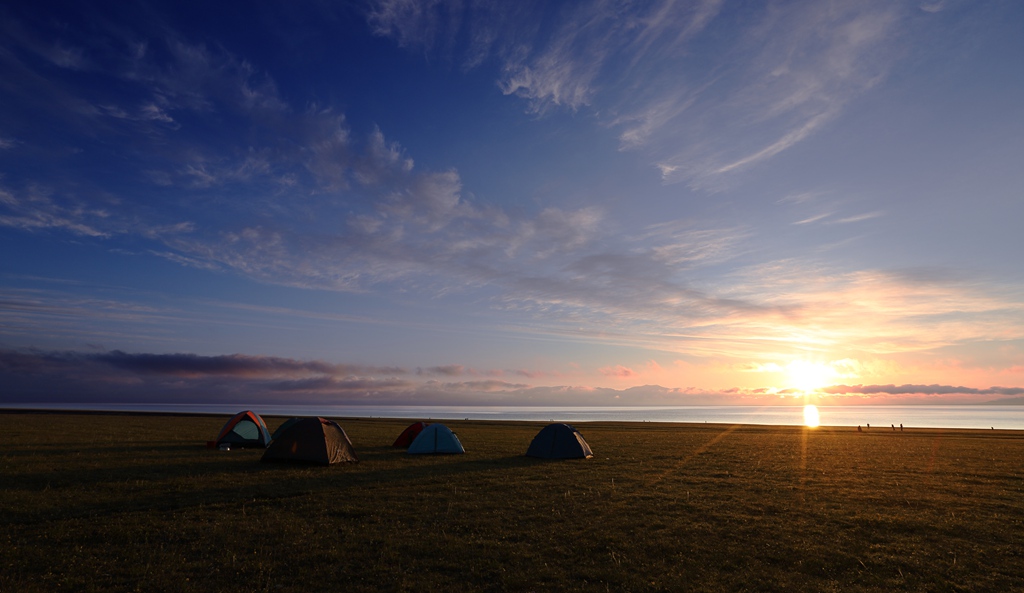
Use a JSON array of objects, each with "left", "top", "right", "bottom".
[
  {"left": 6, "top": 447, "right": 271, "bottom": 491},
  {"left": 4, "top": 479, "right": 322, "bottom": 526},
  {"left": 6, "top": 453, "right": 568, "bottom": 527},
  {"left": 254, "top": 453, "right": 556, "bottom": 492},
  {"left": 346, "top": 445, "right": 401, "bottom": 461},
  {"left": 8, "top": 442, "right": 222, "bottom": 457},
  {"left": 12, "top": 441, "right": 554, "bottom": 492}
]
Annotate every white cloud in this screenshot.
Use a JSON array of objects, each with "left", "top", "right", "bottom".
[
  {"left": 366, "top": 0, "right": 448, "bottom": 51},
  {"left": 506, "top": 206, "right": 604, "bottom": 259},
  {"left": 354, "top": 126, "right": 414, "bottom": 186},
  {"left": 793, "top": 212, "right": 832, "bottom": 225}
]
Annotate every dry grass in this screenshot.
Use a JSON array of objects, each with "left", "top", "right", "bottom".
[{"left": 1, "top": 412, "right": 1022, "bottom": 592}]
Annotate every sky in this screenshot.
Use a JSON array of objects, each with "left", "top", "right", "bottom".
[{"left": 1, "top": 0, "right": 1023, "bottom": 408}]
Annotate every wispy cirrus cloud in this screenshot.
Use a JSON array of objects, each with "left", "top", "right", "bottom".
[
  {"left": 793, "top": 212, "right": 833, "bottom": 225},
  {"left": 366, "top": 0, "right": 904, "bottom": 187},
  {"left": 651, "top": 2, "right": 901, "bottom": 187},
  {"left": 0, "top": 184, "right": 111, "bottom": 237},
  {"left": 832, "top": 211, "right": 885, "bottom": 224}
]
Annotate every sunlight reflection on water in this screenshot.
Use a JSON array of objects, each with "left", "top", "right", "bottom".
[{"left": 5, "top": 403, "right": 1023, "bottom": 430}]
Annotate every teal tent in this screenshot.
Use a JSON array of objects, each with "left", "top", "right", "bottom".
[{"left": 407, "top": 423, "right": 465, "bottom": 455}]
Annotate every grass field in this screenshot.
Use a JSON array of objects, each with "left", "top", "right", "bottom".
[{"left": 2, "top": 412, "right": 1022, "bottom": 592}]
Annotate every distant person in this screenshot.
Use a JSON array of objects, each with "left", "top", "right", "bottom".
[
  {"left": 857, "top": 425, "right": 862, "bottom": 432},
  {"left": 866, "top": 423, "right": 870, "bottom": 429},
  {"left": 891, "top": 424, "right": 895, "bottom": 431},
  {"left": 900, "top": 424, "right": 903, "bottom": 431}
]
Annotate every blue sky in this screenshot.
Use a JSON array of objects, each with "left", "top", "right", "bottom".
[{"left": 2, "top": 0, "right": 1023, "bottom": 407}]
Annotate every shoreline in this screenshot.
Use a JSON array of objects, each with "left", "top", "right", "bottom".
[{"left": 2, "top": 407, "right": 1021, "bottom": 434}]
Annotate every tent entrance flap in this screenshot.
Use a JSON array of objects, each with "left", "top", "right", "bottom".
[{"left": 215, "top": 411, "right": 272, "bottom": 448}]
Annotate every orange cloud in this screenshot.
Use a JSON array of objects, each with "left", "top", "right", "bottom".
[{"left": 599, "top": 365, "right": 637, "bottom": 378}]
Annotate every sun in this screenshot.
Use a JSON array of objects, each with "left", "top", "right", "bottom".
[
  {"left": 785, "top": 360, "right": 835, "bottom": 392},
  {"left": 803, "top": 404, "right": 820, "bottom": 428}
]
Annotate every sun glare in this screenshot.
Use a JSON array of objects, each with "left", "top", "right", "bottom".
[
  {"left": 786, "top": 360, "right": 835, "bottom": 392},
  {"left": 803, "top": 404, "right": 820, "bottom": 428}
]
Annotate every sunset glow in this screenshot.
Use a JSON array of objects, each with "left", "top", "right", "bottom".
[{"left": 785, "top": 361, "right": 839, "bottom": 393}]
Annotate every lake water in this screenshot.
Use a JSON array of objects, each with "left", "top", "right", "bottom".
[{"left": 3, "top": 403, "right": 1023, "bottom": 430}]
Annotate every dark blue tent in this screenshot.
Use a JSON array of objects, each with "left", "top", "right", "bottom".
[{"left": 526, "top": 423, "right": 593, "bottom": 459}]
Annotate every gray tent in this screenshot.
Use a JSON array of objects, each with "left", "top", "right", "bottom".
[
  {"left": 271, "top": 417, "right": 304, "bottom": 441},
  {"left": 261, "top": 417, "right": 358, "bottom": 465}
]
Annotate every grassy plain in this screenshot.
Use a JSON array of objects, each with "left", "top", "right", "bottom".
[{"left": 1, "top": 412, "right": 1022, "bottom": 592}]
